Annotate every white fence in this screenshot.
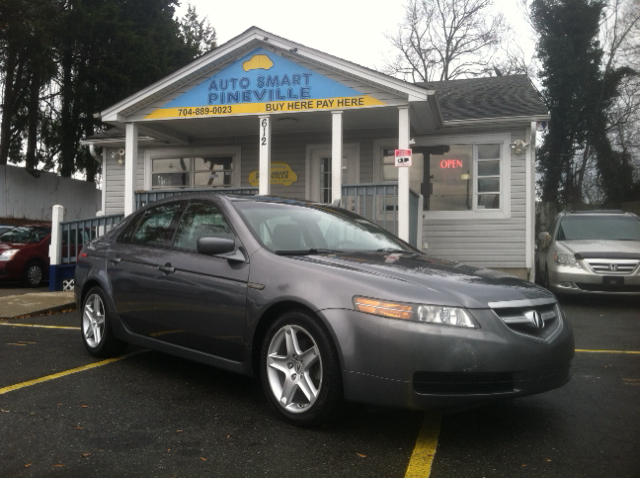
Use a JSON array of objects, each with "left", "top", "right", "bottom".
[{"left": 0, "top": 165, "right": 101, "bottom": 221}]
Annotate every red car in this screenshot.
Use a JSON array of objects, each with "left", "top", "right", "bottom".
[{"left": 0, "top": 225, "right": 51, "bottom": 287}]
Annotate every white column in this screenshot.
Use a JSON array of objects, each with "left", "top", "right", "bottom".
[
  {"left": 398, "top": 106, "right": 411, "bottom": 242},
  {"left": 331, "top": 111, "right": 343, "bottom": 205},
  {"left": 124, "top": 123, "right": 138, "bottom": 216},
  {"left": 526, "top": 122, "right": 537, "bottom": 282},
  {"left": 259, "top": 115, "right": 271, "bottom": 196},
  {"left": 49, "top": 205, "right": 65, "bottom": 266}
]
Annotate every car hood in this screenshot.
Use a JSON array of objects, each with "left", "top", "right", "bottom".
[
  {"left": 557, "top": 240, "right": 640, "bottom": 258},
  {"left": 297, "top": 251, "right": 552, "bottom": 309},
  {"left": 0, "top": 242, "right": 25, "bottom": 250}
]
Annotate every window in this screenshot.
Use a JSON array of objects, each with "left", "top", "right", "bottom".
[
  {"left": 124, "top": 202, "right": 184, "bottom": 247},
  {"left": 173, "top": 201, "right": 235, "bottom": 251},
  {"left": 152, "top": 156, "right": 235, "bottom": 189},
  {"left": 379, "top": 141, "right": 504, "bottom": 213}
]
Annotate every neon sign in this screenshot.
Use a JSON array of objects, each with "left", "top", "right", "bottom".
[{"left": 440, "top": 159, "right": 463, "bottom": 169}]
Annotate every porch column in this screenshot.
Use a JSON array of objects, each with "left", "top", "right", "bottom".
[
  {"left": 526, "top": 122, "right": 537, "bottom": 282},
  {"left": 398, "top": 106, "right": 410, "bottom": 242},
  {"left": 331, "top": 111, "right": 343, "bottom": 204},
  {"left": 259, "top": 115, "right": 271, "bottom": 196},
  {"left": 124, "top": 123, "right": 138, "bottom": 216}
]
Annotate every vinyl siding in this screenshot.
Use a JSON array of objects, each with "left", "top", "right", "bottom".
[{"left": 421, "top": 131, "right": 528, "bottom": 269}]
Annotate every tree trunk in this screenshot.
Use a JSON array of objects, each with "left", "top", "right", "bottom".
[
  {"left": 25, "top": 70, "right": 40, "bottom": 170},
  {"left": 59, "top": 47, "right": 75, "bottom": 177},
  {"left": 0, "top": 46, "right": 18, "bottom": 166}
]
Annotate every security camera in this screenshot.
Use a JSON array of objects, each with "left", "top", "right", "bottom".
[{"left": 118, "top": 148, "right": 125, "bottom": 156}]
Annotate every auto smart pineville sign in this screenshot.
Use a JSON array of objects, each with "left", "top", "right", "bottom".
[{"left": 146, "top": 48, "right": 386, "bottom": 119}]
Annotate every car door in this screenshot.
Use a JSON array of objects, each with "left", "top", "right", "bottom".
[
  {"left": 107, "top": 201, "right": 185, "bottom": 336},
  {"left": 152, "top": 200, "right": 249, "bottom": 361}
]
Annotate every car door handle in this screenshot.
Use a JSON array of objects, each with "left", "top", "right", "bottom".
[
  {"left": 109, "top": 257, "right": 122, "bottom": 264},
  {"left": 158, "top": 263, "right": 175, "bottom": 274}
]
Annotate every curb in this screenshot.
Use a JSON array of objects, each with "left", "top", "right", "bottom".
[{"left": 0, "top": 302, "right": 77, "bottom": 321}]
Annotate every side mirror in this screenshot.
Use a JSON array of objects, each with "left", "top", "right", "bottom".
[
  {"left": 537, "top": 232, "right": 551, "bottom": 248},
  {"left": 197, "top": 237, "right": 236, "bottom": 255}
]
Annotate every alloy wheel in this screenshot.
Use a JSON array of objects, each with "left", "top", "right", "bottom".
[
  {"left": 266, "top": 324, "right": 323, "bottom": 413},
  {"left": 83, "top": 293, "right": 106, "bottom": 349}
]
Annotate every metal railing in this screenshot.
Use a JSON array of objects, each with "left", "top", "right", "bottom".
[
  {"left": 59, "top": 213, "right": 124, "bottom": 264},
  {"left": 341, "top": 182, "right": 421, "bottom": 247},
  {"left": 135, "top": 187, "right": 258, "bottom": 210}
]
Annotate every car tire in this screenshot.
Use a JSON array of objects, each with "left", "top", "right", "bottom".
[
  {"left": 81, "top": 287, "right": 127, "bottom": 358},
  {"left": 23, "top": 261, "right": 44, "bottom": 287},
  {"left": 260, "top": 310, "right": 343, "bottom": 427}
]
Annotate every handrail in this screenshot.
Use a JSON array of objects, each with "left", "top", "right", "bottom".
[
  {"left": 59, "top": 213, "right": 124, "bottom": 264},
  {"left": 135, "top": 187, "right": 258, "bottom": 210}
]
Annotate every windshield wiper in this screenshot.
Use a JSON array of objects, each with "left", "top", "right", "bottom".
[
  {"left": 376, "top": 248, "right": 411, "bottom": 253},
  {"left": 275, "top": 248, "right": 342, "bottom": 256}
]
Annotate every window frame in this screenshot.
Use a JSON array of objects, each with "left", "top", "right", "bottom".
[
  {"left": 144, "top": 146, "right": 242, "bottom": 191},
  {"left": 373, "top": 133, "right": 511, "bottom": 220}
]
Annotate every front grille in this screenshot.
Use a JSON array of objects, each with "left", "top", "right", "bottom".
[
  {"left": 488, "top": 298, "right": 561, "bottom": 340},
  {"left": 576, "top": 283, "right": 640, "bottom": 293},
  {"left": 413, "top": 371, "right": 515, "bottom": 395},
  {"left": 585, "top": 259, "right": 639, "bottom": 275}
]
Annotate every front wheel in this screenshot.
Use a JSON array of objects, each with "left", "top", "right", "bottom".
[
  {"left": 81, "top": 287, "right": 127, "bottom": 357},
  {"left": 23, "top": 261, "right": 44, "bottom": 287},
  {"left": 260, "top": 310, "right": 343, "bottom": 427}
]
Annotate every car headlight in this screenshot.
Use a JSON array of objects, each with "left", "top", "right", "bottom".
[
  {"left": 553, "top": 248, "right": 582, "bottom": 268},
  {"left": 353, "top": 297, "right": 477, "bottom": 328},
  {"left": 0, "top": 249, "right": 19, "bottom": 261}
]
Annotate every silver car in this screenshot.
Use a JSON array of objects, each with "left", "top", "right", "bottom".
[{"left": 536, "top": 210, "right": 640, "bottom": 295}]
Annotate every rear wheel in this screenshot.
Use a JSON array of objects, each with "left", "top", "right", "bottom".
[
  {"left": 81, "top": 287, "right": 127, "bottom": 357},
  {"left": 260, "top": 310, "right": 343, "bottom": 427},
  {"left": 23, "top": 261, "right": 44, "bottom": 287}
]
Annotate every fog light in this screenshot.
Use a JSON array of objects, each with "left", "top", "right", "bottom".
[{"left": 559, "top": 282, "right": 575, "bottom": 288}]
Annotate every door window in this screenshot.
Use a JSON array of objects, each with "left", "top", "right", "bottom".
[
  {"left": 173, "top": 201, "right": 235, "bottom": 251},
  {"left": 129, "top": 202, "right": 184, "bottom": 247}
]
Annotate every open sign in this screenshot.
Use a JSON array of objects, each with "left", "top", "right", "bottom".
[{"left": 395, "top": 149, "right": 412, "bottom": 167}]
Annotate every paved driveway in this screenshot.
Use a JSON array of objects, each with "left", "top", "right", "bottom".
[{"left": 0, "top": 295, "right": 638, "bottom": 477}]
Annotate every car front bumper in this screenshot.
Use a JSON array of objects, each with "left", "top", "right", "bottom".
[
  {"left": 549, "top": 264, "right": 640, "bottom": 295},
  {"left": 321, "top": 306, "right": 574, "bottom": 410}
]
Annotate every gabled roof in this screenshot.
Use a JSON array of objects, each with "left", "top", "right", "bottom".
[
  {"left": 417, "top": 75, "right": 549, "bottom": 123},
  {"left": 101, "top": 26, "right": 431, "bottom": 123}
]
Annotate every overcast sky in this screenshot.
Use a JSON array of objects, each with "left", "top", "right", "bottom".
[{"left": 178, "top": 0, "right": 535, "bottom": 72}]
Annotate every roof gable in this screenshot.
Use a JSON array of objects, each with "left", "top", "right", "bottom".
[{"left": 101, "top": 27, "right": 429, "bottom": 123}]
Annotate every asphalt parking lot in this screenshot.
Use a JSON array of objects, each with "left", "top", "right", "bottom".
[{"left": 0, "top": 295, "right": 638, "bottom": 477}]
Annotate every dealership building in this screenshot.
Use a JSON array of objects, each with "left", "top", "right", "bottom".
[{"left": 82, "top": 27, "right": 549, "bottom": 280}]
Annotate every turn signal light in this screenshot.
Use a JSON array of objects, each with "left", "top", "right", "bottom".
[{"left": 353, "top": 297, "right": 413, "bottom": 320}]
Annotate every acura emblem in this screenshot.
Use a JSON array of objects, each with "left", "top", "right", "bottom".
[{"left": 524, "top": 310, "right": 545, "bottom": 329}]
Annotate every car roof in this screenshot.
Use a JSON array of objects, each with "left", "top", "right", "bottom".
[{"left": 141, "top": 193, "right": 323, "bottom": 210}]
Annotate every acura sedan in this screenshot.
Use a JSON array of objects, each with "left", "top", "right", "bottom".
[{"left": 75, "top": 194, "right": 574, "bottom": 426}]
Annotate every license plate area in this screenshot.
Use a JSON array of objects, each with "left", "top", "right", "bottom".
[{"left": 603, "top": 276, "right": 625, "bottom": 286}]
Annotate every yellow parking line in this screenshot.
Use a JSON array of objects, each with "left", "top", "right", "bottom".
[
  {"left": 405, "top": 413, "right": 442, "bottom": 478},
  {"left": 0, "top": 323, "right": 80, "bottom": 331},
  {"left": 576, "top": 349, "right": 640, "bottom": 355},
  {"left": 0, "top": 351, "right": 145, "bottom": 395}
]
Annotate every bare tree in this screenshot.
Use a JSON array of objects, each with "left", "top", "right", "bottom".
[{"left": 384, "top": 0, "right": 507, "bottom": 82}]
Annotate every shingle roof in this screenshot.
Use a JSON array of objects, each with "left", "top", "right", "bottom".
[{"left": 417, "top": 75, "right": 549, "bottom": 122}]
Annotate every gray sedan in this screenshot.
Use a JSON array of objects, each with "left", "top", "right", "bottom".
[{"left": 75, "top": 194, "right": 574, "bottom": 426}]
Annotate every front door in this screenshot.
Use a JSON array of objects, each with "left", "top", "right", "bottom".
[
  {"left": 153, "top": 200, "right": 249, "bottom": 361},
  {"left": 309, "top": 145, "right": 359, "bottom": 203}
]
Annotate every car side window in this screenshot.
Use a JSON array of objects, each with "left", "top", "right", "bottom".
[
  {"left": 128, "top": 202, "right": 184, "bottom": 247},
  {"left": 173, "top": 201, "right": 235, "bottom": 252}
]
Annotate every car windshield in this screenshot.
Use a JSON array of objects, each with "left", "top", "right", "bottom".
[
  {"left": 233, "top": 201, "right": 413, "bottom": 253},
  {"left": 557, "top": 215, "right": 640, "bottom": 241},
  {"left": 0, "top": 226, "right": 50, "bottom": 244}
]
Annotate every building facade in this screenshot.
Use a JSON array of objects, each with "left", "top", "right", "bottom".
[{"left": 83, "top": 27, "right": 549, "bottom": 280}]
